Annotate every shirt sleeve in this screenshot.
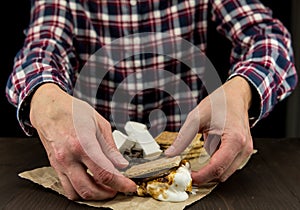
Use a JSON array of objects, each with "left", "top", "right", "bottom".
[
  {"left": 5, "top": 0, "right": 78, "bottom": 135},
  {"left": 210, "top": 0, "right": 298, "bottom": 126}
]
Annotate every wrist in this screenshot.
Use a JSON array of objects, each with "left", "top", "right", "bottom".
[
  {"left": 226, "top": 76, "right": 252, "bottom": 111},
  {"left": 29, "top": 83, "right": 67, "bottom": 126}
]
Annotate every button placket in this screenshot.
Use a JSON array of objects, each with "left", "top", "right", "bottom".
[{"left": 129, "top": 0, "right": 139, "bottom": 33}]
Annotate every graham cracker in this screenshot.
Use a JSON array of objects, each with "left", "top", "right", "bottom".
[
  {"left": 155, "top": 131, "right": 204, "bottom": 159},
  {"left": 123, "top": 156, "right": 182, "bottom": 178}
]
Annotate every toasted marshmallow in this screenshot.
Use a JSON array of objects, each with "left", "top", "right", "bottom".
[{"left": 137, "top": 160, "right": 192, "bottom": 202}]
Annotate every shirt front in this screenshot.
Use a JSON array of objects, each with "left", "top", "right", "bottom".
[{"left": 6, "top": 0, "right": 298, "bottom": 135}]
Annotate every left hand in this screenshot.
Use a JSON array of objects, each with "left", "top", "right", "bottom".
[
  {"left": 165, "top": 76, "right": 254, "bottom": 185},
  {"left": 29, "top": 83, "right": 137, "bottom": 200}
]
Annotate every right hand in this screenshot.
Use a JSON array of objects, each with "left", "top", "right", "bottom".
[
  {"left": 29, "top": 83, "right": 137, "bottom": 200},
  {"left": 165, "top": 76, "right": 254, "bottom": 185}
]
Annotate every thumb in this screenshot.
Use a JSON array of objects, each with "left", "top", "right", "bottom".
[
  {"left": 165, "top": 108, "right": 202, "bottom": 156},
  {"left": 95, "top": 114, "right": 129, "bottom": 169}
]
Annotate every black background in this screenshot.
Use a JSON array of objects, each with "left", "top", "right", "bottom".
[{"left": 0, "top": 0, "right": 293, "bottom": 137}]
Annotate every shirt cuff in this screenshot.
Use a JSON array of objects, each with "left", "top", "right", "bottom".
[
  {"left": 228, "top": 64, "right": 274, "bottom": 127},
  {"left": 17, "top": 70, "right": 72, "bottom": 136}
]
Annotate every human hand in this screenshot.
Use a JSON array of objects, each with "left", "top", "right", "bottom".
[
  {"left": 29, "top": 83, "right": 136, "bottom": 200},
  {"left": 165, "top": 76, "right": 254, "bottom": 185}
]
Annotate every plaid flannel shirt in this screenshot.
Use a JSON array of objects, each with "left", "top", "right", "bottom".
[{"left": 6, "top": 0, "right": 298, "bottom": 135}]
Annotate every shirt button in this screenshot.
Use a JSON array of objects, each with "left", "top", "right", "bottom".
[
  {"left": 130, "top": 0, "right": 137, "bottom": 6},
  {"left": 136, "top": 72, "right": 142, "bottom": 79}
]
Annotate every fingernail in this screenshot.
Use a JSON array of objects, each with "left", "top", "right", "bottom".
[
  {"left": 165, "top": 145, "right": 175, "bottom": 156},
  {"left": 129, "top": 184, "right": 138, "bottom": 193},
  {"left": 113, "top": 156, "right": 129, "bottom": 167}
]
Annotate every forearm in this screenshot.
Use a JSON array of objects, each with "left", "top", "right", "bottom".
[
  {"left": 211, "top": 0, "right": 298, "bottom": 125},
  {"left": 5, "top": 0, "right": 77, "bottom": 135},
  {"left": 6, "top": 46, "right": 75, "bottom": 135}
]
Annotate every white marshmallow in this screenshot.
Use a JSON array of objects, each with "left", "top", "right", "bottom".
[
  {"left": 112, "top": 130, "right": 135, "bottom": 154},
  {"left": 124, "top": 121, "right": 162, "bottom": 159}
]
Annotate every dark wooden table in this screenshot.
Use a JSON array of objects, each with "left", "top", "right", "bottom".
[{"left": 1, "top": 137, "right": 300, "bottom": 209}]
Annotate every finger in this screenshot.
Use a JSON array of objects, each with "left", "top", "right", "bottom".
[
  {"left": 85, "top": 157, "right": 137, "bottom": 193},
  {"left": 39, "top": 129, "right": 119, "bottom": 200},
  {"left": 66, "top": 163, "right": 117, "bottom": 200},
  {"left": 165, "top": 109, "right": 201, "bottom": 156},
  {"left": 79, "top": 133, "right": 137, "bottom": 193},
  {"left": 75, "top": 120, "right": 123, "bottom": 176},
  {"left": 95, "top": 113, "right": 129, "bottom": 169},
  {"left": 203, "top": 132, "right": 208, "bottom": 141},
  {"left": 37, "top": 132, "right": 80, "bottom": 200},
  {"left": 219, "top": 139, "right": 253, "bottom": 182},
  {"left": 56, "top": 171, "right": 80, "bottom": 200},
  {"left": 217, "top": 152, "right": 245, "bottom": 182},
  {"left": 191, "top": 137, "right": 240, "bottom": 185}
]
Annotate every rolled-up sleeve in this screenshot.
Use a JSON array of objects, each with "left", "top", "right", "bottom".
[
  {"left": 5, "top": 0, "right": 78, "bottom": 135},
  {"left": 211, "top": 0, "right": 298, "bottom": 126}
]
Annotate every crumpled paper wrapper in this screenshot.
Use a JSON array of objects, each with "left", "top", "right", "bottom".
[
  {"left": 19, "top": 165, "right": 219, "bottom": 210},
  {"left": 18, "top": 132, "right": 256, "bottom": 210}
]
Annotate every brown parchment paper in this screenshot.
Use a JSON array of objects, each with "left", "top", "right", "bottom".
[{"left": 18, "top": 150, "right": 255, "bottom": 210}]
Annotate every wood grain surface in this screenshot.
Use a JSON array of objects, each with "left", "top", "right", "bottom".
[{"left": 0, "top": 137, "right": 299, "bottom": 210}]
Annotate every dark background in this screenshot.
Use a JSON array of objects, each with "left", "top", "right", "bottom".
[{"left": 0, "top": 0, "right": 294, "bottom": 138}]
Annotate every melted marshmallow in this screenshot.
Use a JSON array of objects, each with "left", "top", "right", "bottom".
[{"left": 146, "top": 161, "right": 192, "bottom": 202}]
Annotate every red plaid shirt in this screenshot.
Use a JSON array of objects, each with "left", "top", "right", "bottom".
[{"left": 6, "top": 0, "right": 298, "bottom": 135}]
